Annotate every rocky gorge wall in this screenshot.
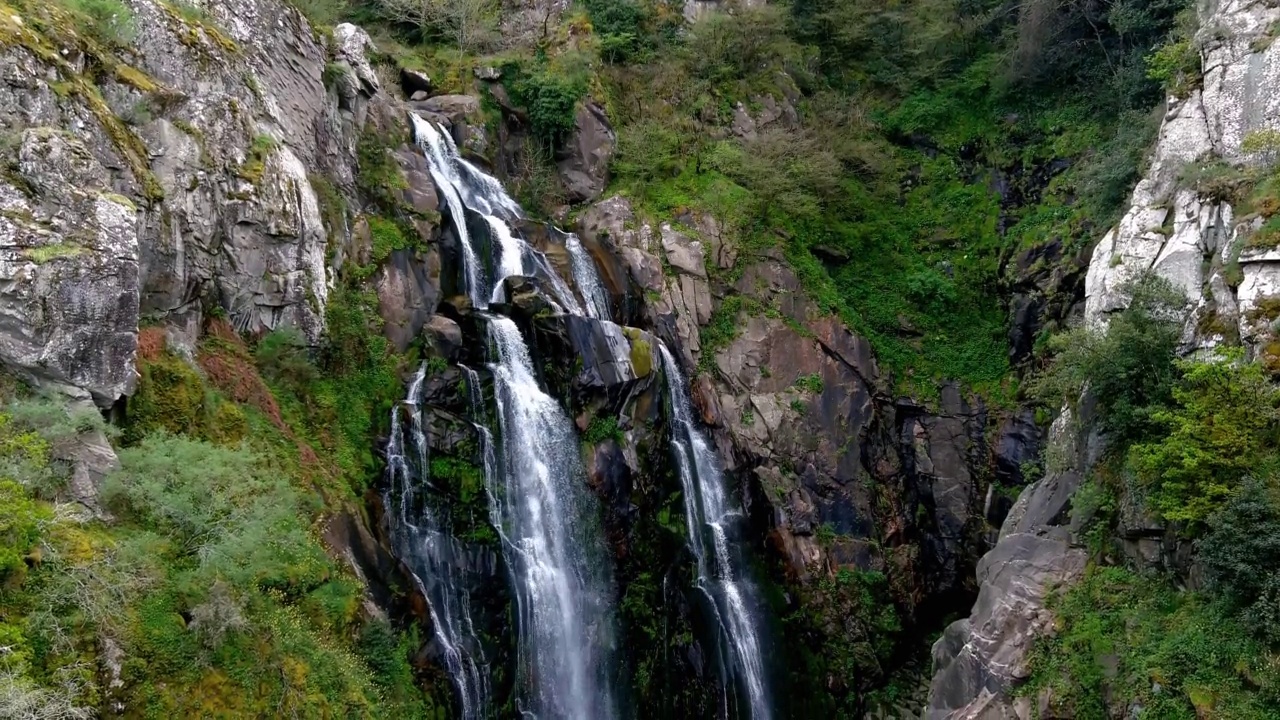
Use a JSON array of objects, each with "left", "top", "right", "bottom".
[{"left": 924, "top": 0, "right": 1280, "bottom": 717}]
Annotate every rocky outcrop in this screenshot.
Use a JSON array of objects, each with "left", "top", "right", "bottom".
[
  {"left": 557, "top": 101, "right": 616, "bottom": 203},
  {"left": 1085, "top": 0, "right": 1280, "bottom": 347},
  {"left": 577, "top": 195, "right": 1038, "bottom": 697},
  {"left": 927, "top": 414, "right": 1091, "bottom": 719},
  {"left": 0, "top": 129, "right": 139, "bottom": 406}
]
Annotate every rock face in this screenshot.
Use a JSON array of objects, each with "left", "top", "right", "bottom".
[
  {"left": 577, "top": 194, "right": 1038, "bottom": 692},
  {"left": 926, "top": 1, "right": 1280, "bottom": 716},
  {"left": 1085, "top": 0, "right": 1280, "bottom": 347},
  {"left": 557, "top": 101, "right": 616, "bottom": 203},
  {"left": 0, "top": 129, "right": 139, "bottom": 406}
]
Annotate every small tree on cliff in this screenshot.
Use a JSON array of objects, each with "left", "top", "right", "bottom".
[{"left": 375, "top": 0, "right": 496, "bottom": 52}]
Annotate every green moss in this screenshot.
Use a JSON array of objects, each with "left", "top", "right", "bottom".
[
  {"left": 584, "top": 415, "right": 623, "bottom": 444},
  {"left": 99, "top": 191, "right": 136, "bottom": 210},
  {"left": 356, "top": 125, "right": 408, "bottom": 211},
  {"left": 125, "top": 352, "right": 208, "bottom": 443},
  {"left": 622, "top": 328, "right": 653, "bottom": 377},
  {"left": 236, "top": 133, "right": 278, "bottom": 185},
  {"left": 21, "top": 242, "right": 85, "bottom": 263}
]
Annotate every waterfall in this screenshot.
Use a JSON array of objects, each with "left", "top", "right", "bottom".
[
  {"left": 412, "top": 114, "right": 485, "bottom": 306},
  {"left": 659, "top": 344, "right": 772, "bottom": 720},
  {"left": 565, "top": 231, "right": 611, "bottom": 321},
  {"left": 488, "top": 317, "right": 618, "bottom": 719},
  {"left": 412, "top": 113, "right": 586, "bottom": 315},
  {"left": 384, "top": 364, "right": 491, "bottom": 720},
  {"left": 409, "top": 111, "right": 619, "bottom": 718}
]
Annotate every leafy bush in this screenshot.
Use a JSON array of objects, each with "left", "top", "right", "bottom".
[
  {"left": 255, "top": 328, "right": 319, "bottom": 394},
  {"left": 105, "top": 434, "right": 329, "bottom": 593},
  {"left": 584, "top": 0, "right": 661, "bottom": 64},
  {"left": 1027, "top": 566, "right": 1280, "bottom": 718},
  {"left": 64, "top": 0, "right": 137, "bottom": 47},
  {"left": 1032, "top": 272, "right": 1187, "bottom": 450},
  {"left": 1128, "top": 353, "right": 1279, "bottom": 525},
  {"left": 583, "top": 415, "right": 623, "bottom": 444},
  {"left": 1200, "top": 476, "right": 1280, "bottom": 643},
  {"left": 510, "top": 68, "right": 585, "bottom": 144}
]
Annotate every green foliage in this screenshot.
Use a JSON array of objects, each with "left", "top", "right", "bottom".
[
  {"left": 64, "top": 0, "right": 137, "bottom": 47},
  {"left": 1032, "top": 272, "right": 1187, "bottom": 449},
  {"left": 1128, "top": 354, "right": 1280, "bottom": 525},
  {"left": 287, "top": 0, "right": 350, "bottom": 28},
  {"left": 1145, "top": 10, "right": 1202, "bottom": 98},
  {"left": 0, "top": 479, "right": 48, "bottom": 582},
  {"left": 356, "top": 126, "right": 408, "bottom": 211},
  {"left": 1026, "top": 567, "right": 1280, "bottom": 718},
  {"left": 125, "top": 352, "right": 209, "bottom": 443},
  {"left": 304, "top": 286, "right": 403, "bottom": 491},
  {"left": 583, "top": 0, "right": 649, "bottom": 63},
  {"left": 237, "top": 134, "right": 278, "bottom": 185},
  {"left": 1201, "top": 477, "right": 1280, "bottom": 644},
  {"left": 783, "top": 568, "right": 902, "bottom": 712},
  {"left": 699, "top": 295, "right": 746, "bottom": 370},
  {"left": 683, "top": 6, "right": 799, "bottom": 85},
  {"left": 255, "top": 328, "right": 319, "bottom": 394},
  {"left": 368, "top": 216, "right": 415, "bottom": 265},
  {"left": 508, "top": 66, "right": 585, "bottom": 144},
  {"left": 429, "top": 454, "right": 496, "bottom": 545},
  {"left": 794, "top": 373, "right": 824, "bottom": 395},
  {"left": 584, "top": 415, "right": 623, "bottom": 445}
]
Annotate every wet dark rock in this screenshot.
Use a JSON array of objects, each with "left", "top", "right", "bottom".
[{"left": 400, "top": 68, "right": 433, "bottom": 97}]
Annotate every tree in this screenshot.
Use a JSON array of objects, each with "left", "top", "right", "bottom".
[
  {"left": 1032, "top": 271, "right": 1187, "bottom": 449},
  {"left": 1200, "top": 476, "right": 1280, "bottom": 643},
  {"left": 374, "top": 0, "right": 496, "bottom": 52},
  {"left": 1129, "top": 354, "right": 1280, "bottom": 524}
]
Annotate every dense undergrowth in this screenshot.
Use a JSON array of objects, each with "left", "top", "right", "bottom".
[
  {"left": 1023, "top": 273, "right": 1280, "bottom": 716},
  {"left": 0, "top": 302, "right": 428, "bottom": 716}
]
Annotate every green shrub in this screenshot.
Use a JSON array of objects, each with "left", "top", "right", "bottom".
[
  {"left": 584, "top": 415, "right": 623, "bottom": 444},
  {"left": 584, "top": 0, "right": 649, "bottom": 63},
  {"left": 1032, "top": 272, "right": 1187, "bottom": 450},
  {"left": 255, "top": 328, "right": 319, "bottom": 394},
  {"left": 0, "top": 479, "right": 48, "bottom": 582},
  {"left": 1146, "top": 37, "right": 1201, "bottom": 98},
  {"left": 65, "top": 0, "right": 137, "bottom": 47},
  {"left": 1027, "top": 567, "right": 1280, "bottom": 718},
  {"left": 510, "top": 68, "right": 585, "bottom": 144},
  {"left": 794, "top": 373, "right": 824, "bottom": 394},
  {"left": 126, "top": 353, "right": 209, "bottom": 443},
  {"left": 1127, "top": 353, "right": 1279, "bottom": 525},
  {"left": 356, "top": 127, "right": 407, "bottom": 210},
  {"left": 1201, "top": 476, "right": 1280, "bottom": 643}
]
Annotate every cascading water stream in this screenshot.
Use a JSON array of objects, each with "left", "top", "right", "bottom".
[
  {"left": 565, "top": 231, "right": 611, "bottom": 321},
  {"left": 488, "top": 317, "right": 618, "bottom": 719},
  {"left": 385, "top": 365, "right": 490, "bottom": 720},
  {"left": 659, "top": 345, "right": 772, "bottom": 720},
  {"left": 410, "top": 111, "right": 619, "bottom": 718}
]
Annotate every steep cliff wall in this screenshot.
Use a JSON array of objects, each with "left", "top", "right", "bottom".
[{"left": 925, "top": 1, "right": 1280, "bottom": 717}]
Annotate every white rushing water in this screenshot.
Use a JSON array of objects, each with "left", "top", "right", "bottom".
[
  {"left": 659, "top": 344, "right": 772, "bottom": 720},
  {"left": 488, "top": 317, "right": 618, "bottom": 719},
  {"left": 565, "top": 231, "right": 612, "bottom": 321},
  {"left": 385, "top": 365, "right": 490, "bottom": 720},
  {"left": 410, "top": 112, "right": 618, "bottom": 718},
  {"left": 411, "top": 113, "right": 584, "bottom": 314}
]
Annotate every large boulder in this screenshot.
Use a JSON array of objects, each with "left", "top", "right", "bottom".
[{"left": 557, "top": 101, "right": 616, "bottom": 204}]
